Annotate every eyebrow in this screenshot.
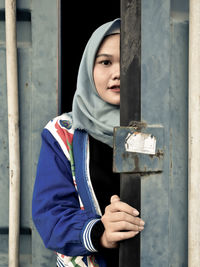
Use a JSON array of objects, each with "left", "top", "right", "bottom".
[{"left": 96, "top": 53, "right": 113, "bottom": 58}]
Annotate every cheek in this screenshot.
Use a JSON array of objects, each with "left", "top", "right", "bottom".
[
  {"left": 93, "top": 68, "right": 98, "bottom": 86},
  {"left": 93, "top": 68, "right": 104, "bottom": 89}
]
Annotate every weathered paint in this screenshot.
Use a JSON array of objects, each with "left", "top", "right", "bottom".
[
  {"left": 0, "top": 0, "right": 189, "bottom": 266},
  {"left": 118, "top": 0, "right": 188, "bottom": 266},
  {"left": 0, "top": 0, "right": 59, "bottom": 266},
  {"left": 120, "top": 0, "right": 141, "bottom": 266},
  {"left": 140, "top": 0, "right": 188, "bottom": 266},
  {"left": 113, "top": 126, "right": 164, "bottom": 173}
]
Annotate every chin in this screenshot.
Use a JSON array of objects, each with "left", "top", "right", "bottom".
[{"left": 108, "top": 100, "right": 120, "bottom": 106}]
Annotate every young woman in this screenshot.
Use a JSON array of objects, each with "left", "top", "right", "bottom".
[{"left": 32, "top": 18, "right": 145, "bottom": 267}]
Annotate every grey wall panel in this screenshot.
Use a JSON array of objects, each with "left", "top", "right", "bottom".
[
  {"left": 141, "top": 0, "right": 188, "bottom": 266},
  {"left": 168, "top": 18, "right": 188, "bottom": 266},
  {"left": 141, "top": 0, "right": 171, "bottom": 262},
  {"left": 0, "top": 0, "right": 59, "bottom": 265},
  {"left": 0, "top": 0, "right": 31, "bottom": 10},
  {"left": 18, "top": 47, "right": 32, "bottom": 229},
  {"left": 31, "top": 0, "right": 59, "bottom": 265}
]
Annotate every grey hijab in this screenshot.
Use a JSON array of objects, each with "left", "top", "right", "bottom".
[{"left": 72, "top": 18, "right": 120, "bottom": 147}]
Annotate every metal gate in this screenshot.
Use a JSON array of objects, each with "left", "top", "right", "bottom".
[
  {"left": 0, "top": 0, "right": 189, "bottom": 266},
  {"left": 116, "top": 0, "right": 188, "bottom": 266}
]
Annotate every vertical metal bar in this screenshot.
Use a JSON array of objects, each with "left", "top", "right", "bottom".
[
  {"left": 188, "top": 0, "right": 200, "bottom": 266},
  {"left": 120, "top": 0, "right": 141, "bottom": 126},
  {"left": 5, "top": 0, "right": 20, "bottom": 266},
  {"left": 119, "top": 175, "right": 141, "bottom": 267},
  {"left": 120, "top": 0, "right": 141, "bottom": 266}
]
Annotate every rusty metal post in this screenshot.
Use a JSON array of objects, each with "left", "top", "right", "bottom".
[{"left": 120, "top": 0, "right": 141, "bottom": 266}]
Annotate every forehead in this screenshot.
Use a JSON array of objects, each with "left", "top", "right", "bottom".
[{"left": 97, "top": 34, "right": 120, "bottom": 53}]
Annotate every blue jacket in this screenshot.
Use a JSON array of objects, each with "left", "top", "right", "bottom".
[{"left": 32, "top": 114, "right": 106, "bottom": 267}]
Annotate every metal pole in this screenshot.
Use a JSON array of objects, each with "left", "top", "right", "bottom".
[
  {"left": 188, "top": 0, "right": 200, "bottom": 266},
  {"left": 5, "top": 0, "right": 20, "bottom": 266},
  {"left": 120, "top": 0, "right": 141, "bottom": 266}
]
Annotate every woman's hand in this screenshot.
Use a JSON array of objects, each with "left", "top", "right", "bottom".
[{"left": 100, "top": 195, "right": 145, "bottom": 249}]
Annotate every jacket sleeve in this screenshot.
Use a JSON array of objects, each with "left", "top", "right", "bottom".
[{"left": 32, "top": 129, "right": 101, "bottom": 256}]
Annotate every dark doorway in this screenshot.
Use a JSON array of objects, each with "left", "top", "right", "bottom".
[{"left": 60, "top": 1, "right": 120, "bottom": 113}]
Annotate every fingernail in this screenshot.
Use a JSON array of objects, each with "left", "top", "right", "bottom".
[
  {"left": 139, "top": 226, "right": 144, "bottom": 231},
  {"left": 133, "top": 210, "right": 139, "bottom": 216},
  {"left": 111, "top": 195, "right": 120, "bottom": 203},
  {"left": 140, "top": 220, "right": 145, "bottom": 226}
]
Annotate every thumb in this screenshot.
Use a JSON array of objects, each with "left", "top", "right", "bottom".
[{"left": 110, "top": 195, "right": 120, "bottom": 203}]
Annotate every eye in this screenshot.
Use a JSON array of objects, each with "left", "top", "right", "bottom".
[{"left": 99, "top": 60, "right": 112, "bottom": 66}]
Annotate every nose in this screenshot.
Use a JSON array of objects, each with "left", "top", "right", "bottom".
[{"left": 111, "top": 63, "right": 120, "bottom": 80}]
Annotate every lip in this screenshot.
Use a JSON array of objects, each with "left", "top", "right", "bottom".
[
  {"left": 110, "top": 88, "right": 120, "bottom": 92},
  {"left": 108, "top": 85, "right": 120, "bottom": 92}
]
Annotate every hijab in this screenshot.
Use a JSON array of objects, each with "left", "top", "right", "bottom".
[{"left": 72, "top": 18, "right": 120, "bottom": 147}]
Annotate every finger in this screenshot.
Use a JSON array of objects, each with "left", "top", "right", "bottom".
[
  {"left": 110, "top": 195, "right": 120, "bottom": 203},
  {"left": 107, "top": 230, "right": 140, "bottom": 243},
  {"left": 110, "top": 212, "right": 145, "bottom": 226},
  {"left": 108, "top": 200, "right": 140, "bottom": 217},
  {"left": 109, "top": 221, "right": 144, "bottom": 232}
]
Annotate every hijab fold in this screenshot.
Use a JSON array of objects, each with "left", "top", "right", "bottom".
[{"left": 71, "top": 19, "right": 120, "bottom": 147}]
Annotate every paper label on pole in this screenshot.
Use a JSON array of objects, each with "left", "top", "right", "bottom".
[{"left": 125, "top": 132, "right": 156, "bottom": 155}]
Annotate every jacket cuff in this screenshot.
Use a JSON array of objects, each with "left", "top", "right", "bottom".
[
  {"left": 81, "top": 218, "right": 102, "bottom": 253},
  {"left": 90, "top": 219, "right": 105, "bottom": 251}
]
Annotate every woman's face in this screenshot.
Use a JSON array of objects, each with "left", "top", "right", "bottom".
[{"left": 93, "top": 34, "right": 120, "bottom": 105}]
